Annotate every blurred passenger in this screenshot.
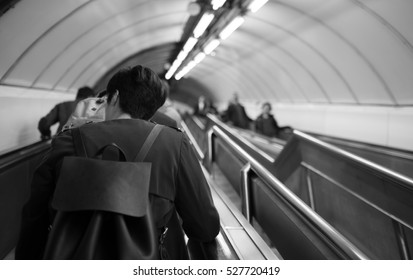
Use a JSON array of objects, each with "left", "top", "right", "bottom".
[
  {"left": 15, "top": 65, "right": 220, "bottom": 260},
  {"left": 37, "top": 86, "right": 95, "bottom": 139},
  {"left": 255, "top": 102, "right": 292, "bottom": 137},
  {"left": 193, "top": 96, "right": 217, "bottom": 116},
  {"left": 222, "top": 93, "right": 251, "bottom": 129},
  {"left": 150, "top": 84, "right": 180, "bottom": 128},
  {"left": 155, "top": 79, "right": 183, "bottom": 128}
]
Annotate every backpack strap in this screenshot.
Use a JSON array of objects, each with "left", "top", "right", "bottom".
[{"left": 134, "top": 124, "right": 163, "bottom": 162}]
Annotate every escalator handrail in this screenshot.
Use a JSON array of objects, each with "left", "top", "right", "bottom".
[
  {"left": 0, "top": 140, "right": 50, "bottom": 171},
  {"left": 309, "top": 132, "right": 413, "bottom": 161},
  {"left": 210, "top": 125, "right": 368, "bottom": 260},
  {"left": 181, "top": 120, "right": 205, "bottom": 160},
  {"left": 181, "top": 120, "right": 279, "bottom": 260},
  {"left": 293, "top": 130, "right": 413, "bottom": 187},
  {"left": 238, "top": 130, "right": 285, "bottom": 150},
  {"left": 205, "top": 114, "right": 275, "bottom": 163}
]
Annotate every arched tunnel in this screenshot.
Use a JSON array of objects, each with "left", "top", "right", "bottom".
[{"left": 0, "top": 0, "right": 413, "bottom": 270}]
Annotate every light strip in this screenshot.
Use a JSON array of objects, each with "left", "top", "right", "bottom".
[
  {"left": 165, "top": 60, "right": 182, "bottom": 80},
  {"left": 175, "top": 61, "right": 197, "bottom": 80},
  {"left": 248, "top": 0, "right": 268, "bottom": 13},
  {"left": 211, "top": 0, "right": 226, "bottom": 10},
  {"left": 193, "top": 13, "right": 215, "bottom": 38},
  {"left": 194, "top": 52, "right": 206, "bottom": 64},
  {"left": 219, "top": 16, "right": 245, "bottom": 40},
  {"left": 176, "top": 50, "right": 189, "bottom": 63},
  {"left": 183, "top": 37, "right": 198, "bottom": 52},
  {"left": 204, "top": 39, "right": 220, "bottom": 55}
]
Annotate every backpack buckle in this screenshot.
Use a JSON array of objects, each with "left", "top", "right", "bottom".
[{"left": 159, "top": 227, "right": 169, "bottom": 244}]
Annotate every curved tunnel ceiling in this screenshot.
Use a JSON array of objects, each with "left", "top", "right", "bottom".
[{"left": 0, "top": 0, "right": 412, "bottom": 107}]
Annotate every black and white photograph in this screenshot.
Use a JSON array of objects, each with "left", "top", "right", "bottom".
[{"left": 0, "top": 0, "right": 412, "bottom": 279}]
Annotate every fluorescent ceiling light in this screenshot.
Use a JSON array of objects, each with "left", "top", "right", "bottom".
[
  {"left": 175, "top": 61, "right": 197, "bottom": 80},
  {"left": 165, "top": 60, "right": 182, "bottom": 80},
  {"left": 165, "top": 70, "right": 174, "bottom": 80},
  {"left": 175, "top": 72, "right": 185, "bottom": 80},
  {"left": 194, "top": 52, "right": 206, "bottom": 64},
  {"left": 193, "top": 13, "right": 215, "bottom": 38},
  {"left": 165, "top": 66, "right": 177, "bottom": 80},
  {"left": 176, "top": 50, "right": 189, "bottom": 63},
  {"left": 183, "top": 37, "right": 198, "bottom": 52},
  {"left": 204, "top": 39, "right": 220, "bottom": 55},
  {"left": 211, "top": 0, "right": 226, "bottom": 10},
  {"left": 219, "top": 16, "right": 245, "bottom": 40},
  {"left": 248, "top": 0, "right": 268, "bottom": 13}
]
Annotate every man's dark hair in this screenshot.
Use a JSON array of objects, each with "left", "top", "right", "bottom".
[
  {"left": 106, "top": 65, "right": 164, "bottom": 120},
  {"left": 157, "top": 79, "right": 169, "bottom": 107},
  {"left": 76, "top": 86, "right": 95, "bottom": 100},
  {"left": 262, "top": 102, "right": 272, "bottom": 110}
]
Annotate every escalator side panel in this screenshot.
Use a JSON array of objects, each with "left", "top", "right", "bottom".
[
  {"left": 310, "top": 172, "right": 400, "bottom": 259},
  {"left": 282, "top": 166, "right": 311, "bottom": 206},
  {"left": 404, "top": 225, "right": 413, "bottom": 258},
  {"left": 0, "top": 155, "right": 43, "bottom": 259},
  {"left": 250, "top": 178, "right": 342, "bottom": 260},
  {"left": 301, "top": 142, "right": 413, "bottom": 229},
  {"left": 214, "top": 140, "right": 245, "bottom": 196},
  {"left": 185, "top": 117, "right": 208, "bottom": 155},
  {"left": 274, "top": 135, "right": 413, "bottom": 259}
]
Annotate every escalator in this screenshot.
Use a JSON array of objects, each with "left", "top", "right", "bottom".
[
  {"left": 308, "top": 133, "right": 413, "bottom": 179},
  {"left": 0, "top": 141, "right": 50, "bottom": 259},
  {"left": 183, "top": 113, "right": 413, "bottom": 259}
]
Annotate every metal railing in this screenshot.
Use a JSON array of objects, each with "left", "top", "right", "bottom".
[
  {"left": 0, "top": 140, "right": 50, "bottom": 171},
  {"left": 207, "top": 125, "right": 368, "bottom": 260},
  {"left": 294, "top": 130, "right": 413, "bottom": 187},
  {"left": 181, "top": 120, "right": 205, "bottom": 161},
  {"left": 182, "top": 120, "right": 280, "bottom": 260},
  {"left": 292, "top": 130, "right": 413, "bottom": 259},
  {"left": 206, "top": 114, "right": 275, "bottom": 163},
  {"left": 186, "top": 112, "right": 413, "bottom": 259}
]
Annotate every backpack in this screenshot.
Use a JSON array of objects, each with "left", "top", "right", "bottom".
[{"left": 43, "top": 124, "right": 165, "bottom": 259}]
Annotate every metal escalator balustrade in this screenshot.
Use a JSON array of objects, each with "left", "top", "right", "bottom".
[
  {"left": 184, "top": 112, "right": 413, "bottom": 259},
  {"left": 181, "top": 120, "right": 205, "bottom": 161},
  {"left": 308, "top": 133, "right": 413, "bottom": 179},
  {"left": 278, "top": 130, "right": 413, "bottom": 260},
  {"left": 206, "top": 114, "right": 275, "bottom": 164},
  {"left": 292, "top": 130, "right": 413, "bottom": 187},
  {"left": 0, "top": 140, "right": 51, "bottom": 259},
  {"left": 181, "top": 119, "right": 280, "bottom": 260},
  {"left": 206, "top": 125, "right": 368, "bottom": 260}
]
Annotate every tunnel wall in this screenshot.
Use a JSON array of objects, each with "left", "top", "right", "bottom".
[
  {"left": 0, "top": 85, "right": 72, "bottom": 154},
  {"left": 1, "top": 84, "right": 412, "bottom": 154},
  {"left": 238, "top": 100, "right": 413, "bottom": 152}
]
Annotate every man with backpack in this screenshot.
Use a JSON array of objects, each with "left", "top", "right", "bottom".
[{"left": 16, "top": 65, "right": 220, "bottom": 260}]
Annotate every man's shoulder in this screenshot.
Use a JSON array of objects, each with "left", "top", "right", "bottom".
[
  {"left": 57, "top": 100, "right": 76, "bottom": 107},
  {"left": 79, "top": 119, "right": 183, "bottom": 137},
  {"left": 151, "top": 111, "right": 179, "bottom": 128}
]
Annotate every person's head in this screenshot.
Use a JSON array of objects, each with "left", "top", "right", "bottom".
[
  {"left": 76, "top": 86, "right": 95, "bottom": 100},
  {"left": 232, "top": 93, "right": 239, "bottom": 104},
  {"left": 156, "top": 79, "right": 169, "bottom": 107},
  {"left": 161, "top": 79, "right": 170, "bottom": 98},
  {"left": 105, "top": 65, "right": 164, "bottom": 120},
  {"left": 262, "top": 102, "right": 272, "bottom": 114}
]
